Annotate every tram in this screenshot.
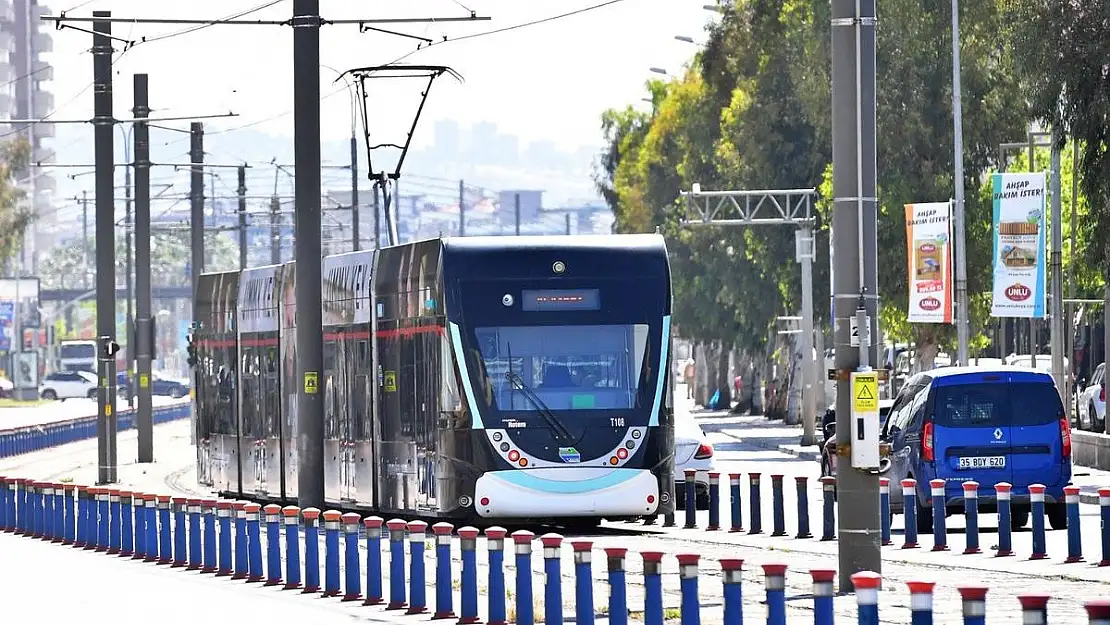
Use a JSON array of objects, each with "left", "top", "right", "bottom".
[{"left": 192, "top": 234, "right": 675, "bottom": 523}]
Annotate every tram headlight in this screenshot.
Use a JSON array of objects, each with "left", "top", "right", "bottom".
[
  {"left": 502, "top": 293, "right": 514, "bottom": 307},
  {"left": 492, "top": 432, "right": 503, "bottom": 442},
  {"left": 500, "top": 442, "right": 510, "bottom": 452},
  {"left": 631, "top": 429, "right": 641, "bottom": 439}
]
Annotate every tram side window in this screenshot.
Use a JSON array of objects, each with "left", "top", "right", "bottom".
[
  {"left": 399, "top": 325, "right": 417, "bottom": 438},
  {"left": 324, "top": 340, "right": 339, "bottom": 439},
  {"left": 214, "top": 348, "right": 238, "bottom": 435},
  {"left": 240, "top": 349, "right": 261, "bottom": 439},
  {"left": 262, "top": 348, "right": 281, "bottom": 437},
  {"left": 440, "top": 333, "right": 460, "bottom": 411},
  {"left": 352, "top": 339, "right": 371, "bottom": 441}
]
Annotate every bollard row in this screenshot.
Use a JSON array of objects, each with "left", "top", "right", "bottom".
[{"left": 0, "top": 402, "right": 190, "bottom": 459}]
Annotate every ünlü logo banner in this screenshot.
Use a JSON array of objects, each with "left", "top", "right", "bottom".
[
  {"left": 904, "top": 202, "right": 953, "bottom": 323},
  {"left": 990, "top": 172, "right": 1046, "bottom": 318}
]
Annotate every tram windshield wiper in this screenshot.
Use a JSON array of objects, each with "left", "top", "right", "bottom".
[{"left": 506, "top": 370, "right": 574, "bottom": 443}]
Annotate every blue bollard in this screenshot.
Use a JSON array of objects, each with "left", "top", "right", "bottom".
[
  {"left": 363, "top": 517, "right": 384, "bottom": 605},
  {"left": 929, "top": 479, "right": 948, "bottom": 551},
  {"left": 0, "top": 477, "right": 7, "bottom": 532},
  {"left": 907, "top": 581, "right": 934, "bottom": 625},
  {"left": 51, "top": 484, "right": 65, "bottom": 543},
  {"left": 762, "top": 563, "right": 787, "bottom": 625},
  {"left": 573, "top": 541, "right": 594, "bottom": 625},
  {"left": 721, "top": 559, "right": 743, "bottom": 625},
  {"left": 821, "top": 476, "right": 836, "bottom": 541},
  {"left": 642, "top": 551, "right": 664, "bottom": 625},
  {"left": 995, "top": 483, "right": 1014, "bottom": 557},
  {"left": 1064, "top": 485, "right": 1084, "bottom": 563},
  {"left": 748, "top": 473, "right": 762, "bottom": 534},
  {"left": 541, "top": 534, "right": 564, "bottom": 625},
  {"left": 683, "top": 469, "right": 697, "bottom": 529},
  {"left": 29, "top": 482, "right": 40, "bottom": 539},
  {"left": 264, "top": 504, "right": 284, "bottom": 586},
  {"left": 707, "top": 472, "right": 720, "bottom": 530},
  {"left": 172, "top": 498, "right": 188, "bottom": 567},
  {"left": 129, "top": 491, "right": 144, "bottom": 558},
  {"left": 301, "top": 508, "right": 321, "bottom": 593},
  {"left": 957, "top": 587, "right": 988, "bottom": 625},
  {"left": 407, "top": 520, "right": 429, "bottom": 615},
  {"left": 962, "top": 481, "right": 980, "bottom": 554},
  {"left": 202, "top": 500, "right": 218, "bottom": 573},
  {"left": 811, "top": 569, "right": 835, "bottom": 625},
  {"left": 73, "top": 486, "right": 86, "bottom": 547},
  {"left": 96, "top": 488, "right": 110, "bottom": 552},
  {"left": 902, "top": 478, "right": 919, "bottom": 549},
  {"left": 432, "top": 522, "right": 455, "bottom": 618},
  {"left": 1100, "top": 487, "right": 1110, "bottom": 567},
  {"left": 605, "top": 548, "right": 628, "bottom": 625},
  {"left": 41, "top": 483, "right": 55, "bottom": 541},
  {"left": 107, "top": 489, "right": 121, "bottom": 551},
  {"left": 232, "top": 502, "right": 249, "bottom": 580},
  {"left": 3, "top": 478, "right": 13, "bottom": 533},
  {"left": 188, "top": 498, "right": 204, "bottom": 569},
  {"left": 795, "top": 476, "right": 812, "bottom": 539},
  {"left": 771, "top": 474, "right": 787, "bottom": 537},
  {"left": 323, "top": 509, "right": 344, "bottom": 594},
  {"left": 880, "top": 478, "right": 891, "bottom": 546},
  {"left": 677, "top": 554, "right": 700, "bottom": 625},
  {"left": 1085, "top": 600, "right": 1110, "bottom": 624},
  {"left": 216, "top": 501, "right": 233, "bottom": 576},
  {"left": 1018, "top": 595, "right": 1049, "bottom": 625},
  {"left": 245, "top": 503, "right": 264, "bottom": 583},
  {"left": 281, "top": 506, "right": 302, "bottom": 589},
  {"left": 458, "top": 527, "right": 481, "bottom": 624},
  {"left": 1030, "top": 484, "right": 1048, "bottom": 560},
  {"left": 852, "top": 571, "right": 881, "bottom": 625},
  {"left": 64, "top": 485, "right": 76, "bottom": 546},
  {"left": 728, "top": 473, "right": 743, "bottom": 532},
  {"left": 18, "top": 479, "right": 29, "bottom": 537},
  {"left": 143, "top": 495, "right": 158, "bottom": 562},
  {"left": 157, "top": 495, "right": 173, "bottom": 564},
  {"left": 485, "top": 527, "right": 508, "bottom": 625},
  {"left": 512, "top": 530, "right": 535, "bottom": 625},
  {"left": 386, "top": 519, "right": 408, "bottom": 609},
  {"left": 342, "top": 512, "right": 363, "bottom": 602}
]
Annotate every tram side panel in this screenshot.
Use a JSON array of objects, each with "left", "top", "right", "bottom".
[
  {"left": 194, "top": 271, "right": 238, "bottom": 489},
  {"left": 278, "top": 261, "right": 299, "bottom": 501},
  {"left": 210, "top": 271, "right": 241, "bottom": 494}
]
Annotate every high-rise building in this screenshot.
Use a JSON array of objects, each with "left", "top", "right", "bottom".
[{"left": 1, "top": 0, "right": 55, "bottom": 271}]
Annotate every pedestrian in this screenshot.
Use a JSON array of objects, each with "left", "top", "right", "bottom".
[{"left": 684, "top": 358, "right": 696, "bottom": 399}]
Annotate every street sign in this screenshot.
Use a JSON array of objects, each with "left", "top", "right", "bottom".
[
  {"left": 852, "top": 372, "right": 879, "bottom": 413},
  {"left": 384, "top": 371, "right": 397, "bottom": 392},
  {"left": 848, "top": 315, "right": 872, "bottom": 347},
  {"left": 304, "top": 371, "right": 319, "bottom": 394}
]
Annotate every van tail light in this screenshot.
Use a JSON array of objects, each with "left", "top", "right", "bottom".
[
  {"left": 922, "top": 421, "right": 935, "bottom": 462},
  {"left": 1100, "top": 385, "right": 1105, "bottom": 402},
  {"left": 694, "top": 443, "right": 714, "bottom": 459},
  {"left": 1060, "top": 417, "right": 1072, "bottom": 458}
]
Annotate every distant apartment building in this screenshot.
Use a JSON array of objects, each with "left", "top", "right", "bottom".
[{"left": 0, "top": 0, "right": 55, "bottom": 270}]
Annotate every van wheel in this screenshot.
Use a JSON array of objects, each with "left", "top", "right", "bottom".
[
  {"left": 1010, "top": 508, "right": 1030, "bottom": 529},
  {"left": 1046, "top": 503, "right": 1068, "bottom": 530}
]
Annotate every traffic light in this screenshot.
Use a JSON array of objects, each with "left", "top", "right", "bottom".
[
  {"left": 99, "top": 336, "right": 121, "bottom": 360},
  {"left": 186, "top": 334, "right": 198, "bottom": 368}
]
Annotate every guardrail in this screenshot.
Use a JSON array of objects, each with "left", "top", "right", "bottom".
[
  {"left": 0, "top": 479, "right": 1108, "bottom": 622},
  {"left": 0, "top": 401, "right": 191, "bottom": 459}
]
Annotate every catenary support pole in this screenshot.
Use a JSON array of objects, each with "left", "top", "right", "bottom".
[
  {"left": 459, "top": 180, "right": 466, "bottom": 236},
  {"left": 238, "top": 166, "right": 248, "bottom": 270},
  {"left": 189, "top": 121, "right": 204, "bottom": 446},
  {"left": 350, "top": 134, "right": 359, "bottom": 251},
  {"left": 1050, "top": 131, "right": 1065, "bottom": 404},
  {"left": 798, "top": 227, "right": 817, "bottom": 445},
  {"left": 133, "top": 73, "right": 154, "bottom": 464},
  {"left": 293, "top": 0, "right": 325, "bottom": 509},
  {"left": 92, "top": 10, "right": 118, "bottom": 484},
  {"left": 124, "top": 141, "right": 134, "bottom": 409},
  {"left": 950, "top": 0, "right": 969, "bottom": 365},
  {"left": 831, "top": 0, "right": 881, "bottom": 590}
]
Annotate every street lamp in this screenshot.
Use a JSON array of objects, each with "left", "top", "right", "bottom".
[
  {"left": 703, "top": 4, "right": 723, "bottom": 12},
  {"left": 649, "top": 67, "right": 668, "bottom": 75},
  {"left": 675, "top": 35, "right": 697, "bottom": 44}
]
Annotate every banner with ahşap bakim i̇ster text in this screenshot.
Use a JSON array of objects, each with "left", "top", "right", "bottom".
[
  {"left": 990, "top": 172, "right": 1046, "bottom": 318},
  {"left": 904, "top": 202, "right": 953, "bottom": 323}
]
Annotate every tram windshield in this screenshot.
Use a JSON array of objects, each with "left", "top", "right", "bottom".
[{"left": 473, "top": 324, "right": 650, "bottom": 412}]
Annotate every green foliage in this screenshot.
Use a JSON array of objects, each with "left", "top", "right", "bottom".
[{"left": 0, "top": 138, "right": 32, "bottom": 266}]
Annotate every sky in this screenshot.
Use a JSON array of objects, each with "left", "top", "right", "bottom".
[{"left": 40, "top": 0, "right": 720, "bottom": 158}]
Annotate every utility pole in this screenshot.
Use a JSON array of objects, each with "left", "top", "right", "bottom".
[
  {"left": 82, "top": 190, "right": 90, "bottom": 289},
  {"left": 350, "top": 132, "right": 360, "bottom": 252},
  {"left": 1050, "top": 132, "right": 1065, "bottom": 408},
  {"left": 133, "top": 73, "right": 154, "bottom": 463},
  {"left": 189, "top": 122, "right": 204, "bottom": 446},
  {"left": 950, "top": 0, "right": 970, "bottom": 366},
  {"left": 92, "top": 10, "right": 118, "bottom": 485},
  {"left": 459, "top": 179, "right": 466, "bottom": 236},
  {"left": 831, "top": 0, "right": 881, "bottom": 590},
  {"left": 293, "top": 0, "right": 325, "bottom": 509},
  {"left": 238, "top": 165, "right": 248, "bottom": 270},
  {"left": 124, "top": 131, "right": 134, "bottom": 409},
  {"left": 270, "top": 195, "right": 281, "bottom": 264},
  {"left": 373, "top": 182, "right": 381, "bottom": 249}
]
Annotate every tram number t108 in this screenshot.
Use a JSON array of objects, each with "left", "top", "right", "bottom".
[{"left": 610, "top": 417, "right": 626, "bottom": 427}]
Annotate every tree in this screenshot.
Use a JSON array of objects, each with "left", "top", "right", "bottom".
[{"left": 0, "top": 138, "right": 33, "bottom": 269}]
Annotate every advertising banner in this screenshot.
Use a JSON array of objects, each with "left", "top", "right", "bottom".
[
  {"left": 904, "top": 202, "right": 953, "bottom": 323},
  {"left": 990, "top": 172, "right": 1046, "bottom": 318}
]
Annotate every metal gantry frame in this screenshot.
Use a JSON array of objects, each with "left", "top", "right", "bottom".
[{"left": 679, "top": 187, "right": 821, "bottom": 445}]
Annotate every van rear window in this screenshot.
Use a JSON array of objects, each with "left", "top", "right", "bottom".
[{"left": 933, "top": 382, "right": 1063, "bottom": 428}]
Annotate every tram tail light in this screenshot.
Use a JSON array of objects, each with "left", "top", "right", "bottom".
[{"left": 694, "top": 443, "right": 714, "bottom": 459}]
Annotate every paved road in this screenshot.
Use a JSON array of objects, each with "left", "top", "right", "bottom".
[{"left": 0, "top": 396, "right": 185, "bottom": 430}]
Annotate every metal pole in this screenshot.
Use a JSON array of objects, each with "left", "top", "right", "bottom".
[
  {"left": 1029, "top": 133, "right": 1037, "bottom": 365},
  {"left": 92, "top": 10, "right": 118, "bottom": 484},
  {"left": 798, "top": 227, "right": 817, "bottom": 446},
  {"left": 133, "top": 73, "right": 154, "bottom": 463},
  {"left": 293, "top": 0, "right": 325, "bottom": 510},
  {"left": 350, "top": 134, "right": 359, "bottom": 251},
  {"left": 514, "top": 193, "right": 521, "bottom": 235},
  {"left": 124, "top": 136, "right": 134, "bottom": 409},
  {"left": 82, "top": 190, "right": 89, "bottom": 288},
  {"left": 1050, "top": 132, "right": 1065, "bottom": 409},
  {"left": 238, "top": 165, "right": 248, "bottom": 270},
  {"left": 373, "top": 181, "right": 381, "bottom": 248},
  {"left": 1104, "top": 287, "right": 1110, "bottom": 434},
  {"left": 270, "top": 195, "right": 281, "bottom": 264},
  {"left": 566, "top": 213, "right": 572, "bottom": 235},
  {"left": 831, "top": 0, "right": 881, "bottom": 589},
  {"left": 190, "top": 122, "right": 204, "bottom": 447},
  {"left": 459, "top": 179, "right": 465, "bottom": 236},
  {"left": 950, "top": 0, "right": 969, "bottom": 366}
]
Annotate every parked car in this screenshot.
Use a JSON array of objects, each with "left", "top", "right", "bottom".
[
  {"left": 39, "top": 371, "right": 99, "bottom": 400},
  {"left": 881, "top": 366, "right": 1071, "bottom": 533},
  {"left": 1078, "top": 362, "right": 1106, "bottom": 433},
  {"left": 674, "top": 408, "right": 716, "bottom": 510},
  {"left": 819, "top": 399, "right": 895, "bottom": 481},
  {"left": 116, "top": 372, "right": 190, "bottom": 400}
]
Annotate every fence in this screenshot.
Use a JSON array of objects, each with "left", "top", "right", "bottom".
[{"left": 0, "top": 401, "right": 191, "bottom": 458}]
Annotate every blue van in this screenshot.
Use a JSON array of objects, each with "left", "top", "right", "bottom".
[{"left": 883, "top": 366, "right": 1072, "bottom": 532}]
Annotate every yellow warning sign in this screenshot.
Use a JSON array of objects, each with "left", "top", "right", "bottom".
[
  {"left": 304, "top": 371, "right": 319, "bottom": 394},
  {"left": 852, "top": 372, "right": 879, "bottom": 413},
  {"left": 104, "top": 404, "right": 112, "bottom": 416},
  {"left": 139, "top": 373, "right": 150, "bottom": 389},
  {"left": 384, "top": 371, "right": 397, "bottom": 393}
]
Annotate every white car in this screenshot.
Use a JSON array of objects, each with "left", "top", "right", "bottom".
[
  {"left": 1079, "top": 362, "right": 1106, "bottom": 433},
  {"left": 674, "top": 409, "right": 716, "bottom": 510},
  {"left": 39, "top": 371, "right": 99, "bottom": 401}
]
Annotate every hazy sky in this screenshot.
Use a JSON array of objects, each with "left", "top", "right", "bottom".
[{"left": 41, "top": 0, "right": 718, "bottom": 157}]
